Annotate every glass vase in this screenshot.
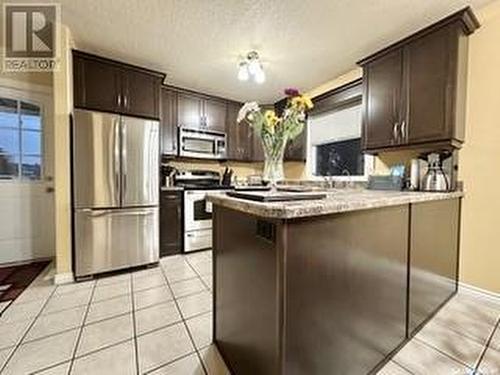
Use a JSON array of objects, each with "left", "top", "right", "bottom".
[{"left": 262, "top": 138, "right": 287, "bottom": 190}]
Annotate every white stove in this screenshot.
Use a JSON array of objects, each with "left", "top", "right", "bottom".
[{"left": 176, "top": 170, "right": 230, "bottom": 253}]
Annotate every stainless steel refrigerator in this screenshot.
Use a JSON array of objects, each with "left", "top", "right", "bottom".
[{"left": 72, "top": 109, "right": 159, "bottom": 278}]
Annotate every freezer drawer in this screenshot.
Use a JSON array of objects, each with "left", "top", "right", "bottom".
[{"left": 75, "top": 207, "right": 159, "bottom": 277}]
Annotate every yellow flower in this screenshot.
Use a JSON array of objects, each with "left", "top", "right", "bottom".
[
  {"left": 302, "top": 95, "right": 314, "bottom": 110},
  {"left": 264, "top": 110, "right": 280, "bottom": 126},
  {"left": 290, "top": 97, "right": 301, "bottom": 109},
  {"left": 291, "top": 95, "right": 314, "bottom": 110}
]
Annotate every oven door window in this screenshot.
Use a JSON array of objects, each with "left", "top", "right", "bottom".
[
  {"left": 193, "top": 198, "right": 212, "bottom": 221},
  {"left": 183, "top": 137, "right": 215, "bottom": 154}
]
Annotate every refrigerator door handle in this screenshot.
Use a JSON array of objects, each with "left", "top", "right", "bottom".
[
  {"left": 121, "top": 118, "right": 127, "bottom": 202},
  {"left": 81, "top": 209, "right": 155, "bottom": 218},
  {"left": 114, "top": 117, "right": 121, "bottom": 199}
]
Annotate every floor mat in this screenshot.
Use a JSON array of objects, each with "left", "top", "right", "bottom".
[{"left": 0, "top": 261, "right": 50, "bottom": 311}]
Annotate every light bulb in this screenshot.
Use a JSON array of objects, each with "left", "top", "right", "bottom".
[
  {"left": 248, "top": 59, "right": 260, "bottom": 75},
  {"left": 254, "top": 66, "right": 266, "bottom": 84},
  {"left": 238, "top": 63, "right": 249, "bottom": 81}
]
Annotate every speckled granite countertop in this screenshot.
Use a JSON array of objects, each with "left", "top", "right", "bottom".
[{"left": 206, "top": 189, "right": 464, "bottom": 219}]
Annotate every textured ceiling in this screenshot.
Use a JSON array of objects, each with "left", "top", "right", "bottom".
[{"left": 52, "top": 0, "right": 492, "bottom": 102}]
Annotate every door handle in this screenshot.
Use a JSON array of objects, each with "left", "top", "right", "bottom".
[
  {"left": 393, "top": 122, "right": 400, "bottom": 143},
  {"left": 400, "top": 121, "right": 406, "bottom": 142},
  {"left": 82, "top": 209, "right": 154, "bottom": 217},
  {"left": 117, "top": 94, "right": 122, "bottom": 108},
  {"left": 121, "top": 119, "right": 127, "bottom": 198},
  {"left": 114, "top": 119, "right": 121, "bottom": 196}
]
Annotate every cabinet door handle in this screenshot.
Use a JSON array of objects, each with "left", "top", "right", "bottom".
[
  {"left": 393, "top": 122, "right": 399, "bottom": 143},
  {"left": 400, "top": 121, "right": 406, "bottom": 141},
  {"left": 124, "top": 95, "right": 129, "bottom": 109},
  {"left": 117, "top": 94, "right": 122, "bottom": 107}
]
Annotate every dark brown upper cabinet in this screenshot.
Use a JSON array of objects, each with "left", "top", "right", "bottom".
[
  {"left": 226, "top": 101, "right": 253, "bottom": 161},
  {"left": 358, "top": 7, "right": 479, "bottom": 153},
  {"left": 160, "top": 88, "right": 178, "bottom": 156},
  {"left": 177, "top": 91, "right": 227, "bottom": 132},
  {"left": 73, "top": 50, "right": 165, "bottom": 120},
  {"left": 122, "top": 69, "right": 162, "bottom": 119},
  {"left": 362, "top": 49, "right": 405, "bottom": 150},
  {"left": 205, "top": 99, "right": 227, "bottom": 132},
  {"left": 177, "top": 92, "right": 204, "bottom": 128},
  {"left": 73, "top": 54, "right": 122, "bottom": 113}
]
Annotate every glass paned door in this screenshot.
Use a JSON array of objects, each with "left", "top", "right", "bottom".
[{"left": 0, "top": 97, "right": 43, "bottom": 180}]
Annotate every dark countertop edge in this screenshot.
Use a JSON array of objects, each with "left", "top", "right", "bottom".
[{"left": 206, "top": 191, "right": 465, "bottom": 219}]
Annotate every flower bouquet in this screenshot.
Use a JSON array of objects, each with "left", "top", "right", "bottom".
[{"left": 237, "top": 88, "right": 314, "bottom": 187}]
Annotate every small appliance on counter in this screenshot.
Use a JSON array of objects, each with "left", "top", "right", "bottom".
[
  {"left": 367, "top": 165, "right": 406, "bottom": 191},
  {"left": 161, "top": 164, "right": 178, "bottom": 187},
  {"left": 419, "top": 152, "right": 452, "bottom": 192}
]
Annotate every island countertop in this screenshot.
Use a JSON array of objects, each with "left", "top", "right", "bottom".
[{"left": 206, "top": 189, "right": 464, "bottom": 219}]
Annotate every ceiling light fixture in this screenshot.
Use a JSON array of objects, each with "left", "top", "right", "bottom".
[
  {"left": 237, "top": 61, "right": 249, "bottom": 81},
  {"left": 238, "top": 51, "right": 266, "bottom": 84}
]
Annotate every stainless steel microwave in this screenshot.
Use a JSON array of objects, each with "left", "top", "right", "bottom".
[{"left": 179, "top": 127, "right": 227, "bottom": 159}]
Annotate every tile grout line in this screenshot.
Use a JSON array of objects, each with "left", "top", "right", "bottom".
[
  {"left": 0, "top": 282, "right": 58, "bottom": 374},
  {"left": 130, "top": 272, "right": 141, "bottom": 375},
  {"left": 473, "top": 317, "right": 500, "bottom": 374},
  {"left": 159, "top": 262, "right": 209, "bottom": 375},
  {"left": 67, "top": 279, "right": 98, "bottom": 375},
  {"left": 184, "top": 256, "right": 212, "bottom": 292},
  {"left": 414, "top": 337, "right": 476, "bottom": 371},
  {"left": 21, "top": 289, "right": 210, "bottom": 369},
  {"left": 34, "top": 315, "right": 195, "bottom": 375},
  {"left": 142, "top": 351, "right": 199, "bottom": 375},
  {"left": 391, "top": 360, "right": 416, "bottom": 375},
  {"left": 430, "top": 315, "right": 497, "bottom": 348}
]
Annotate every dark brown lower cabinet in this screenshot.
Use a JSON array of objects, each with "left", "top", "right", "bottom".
[
  {"left": 214, "top": 205, "right": 409, "bottom": 375},
  {"left": 160, "top": 190, "right": 183, "bottom": 257},
  {"left": 213, "top": 199, "right": 461, "bottom": 375},
  {"left": 285, "top": 206, "right": 408, "bottom": 375},
  {"left": 408, "top": 199, "right": 460, "bottom": 335}
]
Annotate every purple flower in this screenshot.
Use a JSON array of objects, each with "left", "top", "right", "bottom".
[{"left": 284, "top": 88, "right": 300, "bottom": 97}]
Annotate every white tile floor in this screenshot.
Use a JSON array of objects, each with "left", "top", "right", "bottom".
[
  {"left": 0, "top": 250, "right": 498, "bottom": 374},
  {"left": 0, "top": 251, "right": 228, "bottom": 375}
]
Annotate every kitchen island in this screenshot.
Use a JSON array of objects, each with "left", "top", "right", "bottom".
[{"left": 207, "top": 189, "right": 463, "bottom": 375}]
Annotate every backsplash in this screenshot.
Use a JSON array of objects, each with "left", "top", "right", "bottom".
[{"left": 165, "top": 159, "right": 307, "bottom": 181}]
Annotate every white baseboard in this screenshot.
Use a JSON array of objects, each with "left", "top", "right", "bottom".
[
  {"left": 54, "top": 272, "right": 74, "bottom": 285},
  {"left": 459, "top": 281, "right": 500, "bottom": 303}
]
